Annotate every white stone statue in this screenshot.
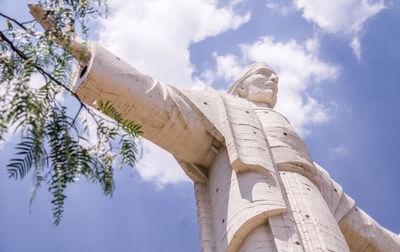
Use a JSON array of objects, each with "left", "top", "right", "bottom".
[{"left": 29, "top": 4, "right": 400, "bottom": 251}]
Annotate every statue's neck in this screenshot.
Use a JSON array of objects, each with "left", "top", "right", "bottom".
[{"left": 250, "top": 101, "right": 273, "bottom": 109}]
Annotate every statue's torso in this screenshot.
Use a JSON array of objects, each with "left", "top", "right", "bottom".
[{"left": 195, "top": 102, "right": 350, "bottom": 252}]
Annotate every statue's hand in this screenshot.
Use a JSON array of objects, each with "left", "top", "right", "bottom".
[{"left": 28, "top": 2, "right": 91, "bottom": 62}]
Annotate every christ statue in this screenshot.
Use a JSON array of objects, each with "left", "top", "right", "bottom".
[{"left": 29, "top": 3, "right": 400, "bottom": 251}]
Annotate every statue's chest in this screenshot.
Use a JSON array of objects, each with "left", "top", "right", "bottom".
[{"left": 254, "top": 108, "right": 313, "bottom": 167}]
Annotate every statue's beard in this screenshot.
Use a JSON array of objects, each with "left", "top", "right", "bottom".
[{"left": 247, "top": 83, "right": 277, "bottom": 106}]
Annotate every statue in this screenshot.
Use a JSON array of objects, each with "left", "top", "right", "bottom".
[{"left": 29, "top": 4, "right": 400, "bottom": 251}]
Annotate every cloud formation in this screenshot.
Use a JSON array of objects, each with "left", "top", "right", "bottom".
[
  {"left": 98, "top": 0, "right": 249, "bottom": 88},
  {"left": 330, "top": 144, "right": 350, "bottom": 159},
  {"left": 97, "top": 0, "right": 249, "bottom": 187},
  {"left": 293, "top": 0, "right": 385, "bottom": 60}
]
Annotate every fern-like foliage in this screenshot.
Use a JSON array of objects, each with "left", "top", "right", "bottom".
[
  {"left": 7, "top": 136, "right": 43, "bottom": 180},
  {"left": 0, "top": 0, "right": 143, "bottom": 225},
  {"left": 98, "top": 100, "right": 142, "bottom": 168}
]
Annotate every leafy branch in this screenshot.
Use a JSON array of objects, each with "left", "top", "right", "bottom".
[
  {"left": 0, "top": 0, "right": 142, "bottom": 225},
  {"left": 98, "top": 100, "right": 142, "bottom": 167}
]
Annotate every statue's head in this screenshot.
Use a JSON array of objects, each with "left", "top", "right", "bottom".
[{"left": 227, "top": 62, "right": 279, "bottom": 108}]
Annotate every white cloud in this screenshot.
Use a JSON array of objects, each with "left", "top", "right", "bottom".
[
  {"left": 98, "top": 0, "right": 249, "bottom": 88},
  {"left": 350, "top": 38, "right": 362, "bottom": 61},
  {"left": 293, "top": 0, "right": 385, "bottom": 60},
  {"left": 213, "top": 52, "right": 242, "bottom": 81},
  {"left": 97, "top": 0, "right": 249, "bottom": 186},
  {"left": 265, "top": 0, "right": 291, "bottom": 15},
  {"left": 213, "top": 36, "right": 338, "bottom": 136},
  {"left": 330, "top": 144, "right": 350, "bottom": 159},
  {"left": 305, "top": 37, "right": 320, "bottom": 54},
  {"left": 137, "top": 140, "right": 190, "bottom": 188},
  {"left": 28, "top": 73, "right": 45, "bottom": 89}
]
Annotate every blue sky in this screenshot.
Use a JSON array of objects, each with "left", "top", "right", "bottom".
[{"left": 1, "top": 0, "right": 400, "bottom": 251}]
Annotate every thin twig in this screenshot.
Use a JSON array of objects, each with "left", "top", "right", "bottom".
[
  {"left": 0, "top": 13, "right": 36, "bottom": 35},
  {"left": 22, "top": 20, "right": 35, "bottom": 25},
  {"left": 71, "top": 103, "right": 83, "bottom": 126}
]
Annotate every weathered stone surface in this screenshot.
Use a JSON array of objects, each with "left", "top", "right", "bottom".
[
  {"left": 71, "top": 42, "right": 400, "bottom": 252},
  {"left": 207, "top": 148, "right": 285, "bottom": 251},
  {"left": 238, "top": 223, "right": 277, "bottom": 252}
]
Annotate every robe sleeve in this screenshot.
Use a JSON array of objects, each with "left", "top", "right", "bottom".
[
  {"left": 71, "top": 42, "right": 214, "bottom": 166},
  {"left": 314, "top": 162, "right": 400, "bottom": 251},
  {"left": 338, "top": 204, "right": 400, "bottom": 251}
]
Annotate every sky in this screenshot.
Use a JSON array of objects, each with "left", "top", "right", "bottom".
[{"left": 1, "top": 0, "right": 400, "bottom": 251}]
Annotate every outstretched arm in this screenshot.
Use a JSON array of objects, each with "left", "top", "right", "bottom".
[
  {"left": 339, "top": 204, "right": 400, "bottom": 251},
  {"left": 72, "top": 42, "right": 215, "bottom": 165},
  {"left": 314, "top": 162, "right": 400, "bottom": 251},
  {"left": 28, "top": 3, "right": 215, "bottom": 171}
]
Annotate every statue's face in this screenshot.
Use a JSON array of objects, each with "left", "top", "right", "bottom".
[{"left": 240, "top": 67, "right": 279, "bottom": 108}]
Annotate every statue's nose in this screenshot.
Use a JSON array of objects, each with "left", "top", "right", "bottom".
[{"left": 270, "top": 74, "right": 279, "bottom": 84}]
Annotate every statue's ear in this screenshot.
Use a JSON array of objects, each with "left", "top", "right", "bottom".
[{"left": 237, "top": 86, "right": 248, "bottom": 98}]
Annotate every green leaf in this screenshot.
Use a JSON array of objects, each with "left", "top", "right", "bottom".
[{"left": 7, "top": 20, "right": 12, "bottom": 29}]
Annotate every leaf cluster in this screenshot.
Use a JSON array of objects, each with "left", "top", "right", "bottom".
[{"left": 0, "top": 0, "right": 142, "bottom": 225}]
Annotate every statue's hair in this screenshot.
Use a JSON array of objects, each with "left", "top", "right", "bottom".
[{"left": 227, "top": 62, "right": 274, "bottom": 96}]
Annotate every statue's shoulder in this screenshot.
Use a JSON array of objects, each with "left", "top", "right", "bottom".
[
  {"left": 170, "top": 85, "right": 225, "bottom": 142},
  {"left": 172, "top": 85, "right": 223, "bottom": 110},
  {"left": 171, "top": 85, "right": 220, "bottom": 99}
]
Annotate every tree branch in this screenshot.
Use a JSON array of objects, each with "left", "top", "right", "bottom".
[
  {"left": 0, "top": 30, "right": 101, "bottom": 129},
  {"left": 71, "top": 103, "right": 83, "bottom": 126}
]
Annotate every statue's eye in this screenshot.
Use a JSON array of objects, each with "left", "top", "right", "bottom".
[{"left": 255, "top": 70, "right": 271, "bottom": 77}]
